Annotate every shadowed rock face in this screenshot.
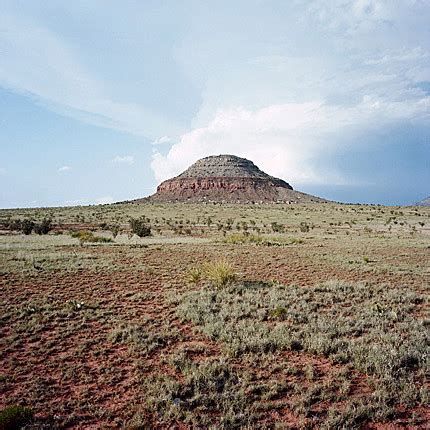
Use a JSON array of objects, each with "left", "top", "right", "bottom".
[{"left": 146, "top": 155, "right": 327, "bottom": 203}]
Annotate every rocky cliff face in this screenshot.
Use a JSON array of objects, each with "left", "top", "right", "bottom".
[{"left": 145, "top": 155, "right": 327, "bottom": 203}]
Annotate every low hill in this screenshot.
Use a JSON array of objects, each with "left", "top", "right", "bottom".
[
  {"left": 415, "top": 196, "right": 430, "bottom": 206},
  {"left": 141, "top": 155, "right": 328, "bottom": 203}
]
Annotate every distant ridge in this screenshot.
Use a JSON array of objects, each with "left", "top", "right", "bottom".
[
  {"left": 138, "top": 155, "right": 328, "bottom": 203},
  {"left": 415, "top": 196, "right": 430, "bottom": 206}
]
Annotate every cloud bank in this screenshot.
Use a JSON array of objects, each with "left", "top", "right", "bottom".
[
  {"left": 151, "top": 94, "right": 429, "bottom": 185},
  {"left": 152, "top": 0, "right": 430, "bottom": 187}
]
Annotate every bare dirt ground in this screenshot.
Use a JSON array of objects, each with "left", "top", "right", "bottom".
[{"left": 0, "top": 203, "right": 429, "bottom": 428}]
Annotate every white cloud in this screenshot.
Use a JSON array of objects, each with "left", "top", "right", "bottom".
[
  {"left": 151, "top": 96, "right": 429, "bottom": 186},
  {"left": 112, "top": 155, "right": 134, "bottom": 165},
  {"left": 95, "top": 196, "right": 114, "bottom": 205},
  {"left": 58, "top": 165, "right": 72, "bottom": 172},
  {"left": 307, "top": 0, "right": 395, "bottom": 33},
  {"left": 62, "top": 196, "right": 115, "bottom": 206},
  {"left": 63, "top": 198, "right": 86, "bottom": 206},
  {"left": 0, "top": 13, "right": 183, "bottom": 139},
  {"left": 151, "top": 135, "right": 173, "bottom": 145}
]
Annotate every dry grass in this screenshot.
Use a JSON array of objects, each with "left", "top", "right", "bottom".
[
  {"left": 204, "top": 259, "right": 237, "bottom": 289},
  {"left": 173, "top": 279, "right": 428, "bottom": 426},
  {"left": 187, "top": 267, "right": 202, "bottom": 284},
  {"left": 0, "top": 202, "right": 428, "bottom": 428}
]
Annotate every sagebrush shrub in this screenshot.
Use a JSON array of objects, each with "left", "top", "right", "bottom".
[
  {"left": 34, "top": 218, "right": 53, "bottom": 235},
  {"left": 299, "top": 222, "right": 310, "bottom": 233},
  {"left": 21, "top": 219, "right": 35, "bottom": 235},
  {"left": 129, "top": 217, "right": 151, "bottom": 237}
]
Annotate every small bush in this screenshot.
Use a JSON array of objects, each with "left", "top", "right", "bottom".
[
  {"left": 299, "top": 222, "right": 310, "bottom": 233},
  {"left": 21, "top": 219, "right": 35, "bottom": 235},
  {"left": 129, "top": 217, "right": 151, "bottom": 237},
  {"left": 34, "top": 218, "right": 53, "bottom": 235},
  {"left": 204, "top": 259, "right": 237, "bottom": 289},
  {"left": 109, "top": 224, "right": 121, "bottom": 238},
  {"left": 70, "top": 231, "right": 113, "bottom": 245},
  {"left": 4, "top": 219, "right": 22, "bottom": 232},
  {"left": 0, "top": 405, "right": 33, "bottom": 430},
  {"left": 271, "top": 222, "right": 285, "bottom": 233}
]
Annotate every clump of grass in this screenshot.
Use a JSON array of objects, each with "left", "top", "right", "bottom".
[
  {"left": 0, "top": 405, "right": 33, "bottom": 429},
  {"left": 204, "top": 259, "right": 237, "bottom": 289},
  {"left": 224, "top": 233, "right": 302, "bottom": 247},
  {"left": 67, "top": 299, "right": 86, "bottom": 311},
  {"left": 70, "top": 230, "right": 113, "bottom": 245},
  {"left": 223, "top": 233, "right": 262, "bottom": 244},
  {"left": 131, "top": 359, "right": 254, "bottom": 428},
  {"left": 109, "top": 323, "right": 179, "bottom": 355},
  {"left": 289, "top": 238, "right": 304, "bottom": 244},
  {"left": 269, "top": 306, "right": 288, "bottom": 321},
  {"left": 187, "top": 267, "right": 202, "bottom": 284},
  {"left": 324, "top": 400, "right": 382, "bottom": 429}
]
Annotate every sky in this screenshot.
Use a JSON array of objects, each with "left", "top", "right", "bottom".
[{"left": 0, "top": 0, "right": 429, "bottom": 208}]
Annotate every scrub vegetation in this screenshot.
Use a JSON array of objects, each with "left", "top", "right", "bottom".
[{"left": 0, "top": 202, "right": 429, "bottom": 428}]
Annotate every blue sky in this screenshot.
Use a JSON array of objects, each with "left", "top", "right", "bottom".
[{"left": 0, "top": 0, "right": 429, "bottom": 208}]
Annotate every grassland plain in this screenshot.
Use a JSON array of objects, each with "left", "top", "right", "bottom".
[{"left": 0, "top": 202, "right": 429, "bottom": 429}]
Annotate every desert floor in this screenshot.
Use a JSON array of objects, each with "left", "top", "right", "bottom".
[{"left": 0, "top": 203, "right": 429, "bottom": 428}]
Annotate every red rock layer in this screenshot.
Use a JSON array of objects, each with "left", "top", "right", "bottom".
[{"left": 148, "top": 176, "right": 324, "bottom": 203}]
